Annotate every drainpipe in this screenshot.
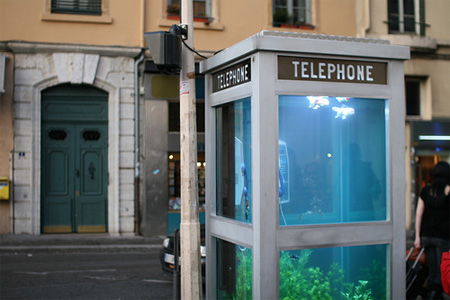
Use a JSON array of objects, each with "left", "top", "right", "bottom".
[
  {"left": 134, "top": 51, "right": 145, "bottom": 235},
  {"left": 10, "top": 150, "right": 14, "bottom": 234}
]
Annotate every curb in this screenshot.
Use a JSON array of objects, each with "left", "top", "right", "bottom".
[{"left": 0, "top": 244, "right": 163, "bottom": 254}]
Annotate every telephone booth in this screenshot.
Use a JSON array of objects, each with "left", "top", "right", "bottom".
[{"left": 200, "top": 31, "right": 409, "bottom": 299}]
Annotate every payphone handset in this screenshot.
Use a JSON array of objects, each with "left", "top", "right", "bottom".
[
  {"left": 278, "top": 140, "right": 289, "bottom": 204},
  {"left": 235, "top": 138, "right": 289, "bottom": 205},
  {"left": 235, "top": 137, "right": 246, "bottom": 205}
]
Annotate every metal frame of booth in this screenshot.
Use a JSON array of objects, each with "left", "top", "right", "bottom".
[{"left": 200, "top": 31, "right": 410, "bottom": 300}]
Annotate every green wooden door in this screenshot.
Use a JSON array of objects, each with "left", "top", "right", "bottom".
[
  {"left": 76, "top": 124, "right": 108, "bottom": 233},
  {"left": 41, "top": 84, "right": 108, "bottom": 233}
]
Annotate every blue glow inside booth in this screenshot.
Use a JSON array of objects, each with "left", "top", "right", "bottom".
[{"left": 200, "top": 31, "right": 409, "bottom": 300}]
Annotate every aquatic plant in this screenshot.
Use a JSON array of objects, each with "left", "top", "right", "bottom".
[
  {"left": 341, "top": 280, "right": 374, "bottom": 300},
  {"left": 361, "top": 259, "right": 387, "bottom": 299},
  {"left": 224, "top": 249, "right": 378, "bottom": 300},
  {"left": 234, "top": 249, "right": 252, "bottom": 300}
]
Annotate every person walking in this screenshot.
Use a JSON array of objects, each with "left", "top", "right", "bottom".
[{"left": 414, "top": 161, "right": 450, "bottom": 299}]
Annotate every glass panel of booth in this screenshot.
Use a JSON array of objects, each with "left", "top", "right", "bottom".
[
  {"left": 278, "top": 95, "right": 388, "bottom": 226},
  {"left": 216, "top": 97, "right": 252, "bottom": 223},
  {"left": 279, "top": 244, "right": 390, "bottom": 299},
  {"left": 215, "top": 238, "right": 389, "bottom": 300},
  {"left": 216, "top": 239, "right": 252, "bottom": 300}
]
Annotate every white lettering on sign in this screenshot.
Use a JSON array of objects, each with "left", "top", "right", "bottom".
[
  {"left": 291, "top": 61, "right": 375, "bottom": 82},
  {"left": 278, "top": 56, "right": 386, "bottom": 84},
  {"left": 217, "top": 64, "right": 249, "bottom": 90},
  {"left": 212, "top": 59, "right": 251, "bottom": 93},
  {"left": 318, "top": 63, "right": 326, "bottom": 79}
]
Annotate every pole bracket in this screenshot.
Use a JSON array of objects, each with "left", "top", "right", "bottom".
[{"left": 170, "top": 24, "right": 188, "bottom": 41}]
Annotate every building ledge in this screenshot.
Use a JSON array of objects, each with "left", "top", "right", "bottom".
[
  {"left": 0, "top": 41, "right": 142, "bottom": 58},
  {"left": 367, "top": 33, "right": 437, "bottom": 50},
  {"left": 158, "top": 18, "right": 224, "bottom": 31},
  {"left": 41, "top": 12, "right": 112, "bottom": 24}
]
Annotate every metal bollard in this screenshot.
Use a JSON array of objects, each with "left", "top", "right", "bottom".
[{"left": 173, "top": 229, "right": 181, "bottom": 300}]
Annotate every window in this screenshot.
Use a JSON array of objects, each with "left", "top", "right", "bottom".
[
  {"left": 388, "top": 0, "right": 425, "bottom": 35},
  {"left": 167, "top": 0, "right": 211, "bottom": 19},
  {"left": 405, "top": 76, "right": 431, "bottom": 120},
  {"left": 273, "top": 0, "right": 311, "bottom": 27},
  {"left": 51, "top": 0, "right": 102, "bottom": 15},
  {"left": 168, "top": 153, "right": 205, "bottom": 211},
  {"left": 42, "top": 0, "right": 111, "bottom": 23},
  {"left": 405, "top": 77, "right": 421, "bottom": 117},
  {"left": 168, "top": 101, "right": 205, "bottom": 132}
]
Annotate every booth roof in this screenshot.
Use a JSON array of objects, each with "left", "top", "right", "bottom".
[
  {"left": 199, "top": 30, "right": 409, "bottom": 74},
  {"left": 258, "top": 30, "right": 390, "bottom": 45}
]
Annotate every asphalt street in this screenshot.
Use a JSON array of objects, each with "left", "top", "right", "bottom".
[{"left": 0, "top": 235, "right": 175, "bottom": 300}]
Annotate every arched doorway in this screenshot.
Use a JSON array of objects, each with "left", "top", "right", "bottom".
[{"left": 41, "top": 84, "right": 108, "bottom": 233}]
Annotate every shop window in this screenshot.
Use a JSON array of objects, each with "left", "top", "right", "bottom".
[
  {"left": 388, "top": 0, "right": 426, "bottom": 35},
  {"left": 168, "top": 152, "right": 205, "bottom": 211},
  {"left": 167, "top": 0, "right": 211, "bottom": 22},
  {"left": 273, "top": 0, "right": 312, "bottom": 28}
]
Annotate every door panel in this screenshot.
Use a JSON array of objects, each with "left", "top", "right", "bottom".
[
  {"left": 42, "top": 124, "right": 75, "bottom": 233},
  {"left": 76, "top": 124, "right": 108, "bottom": 232},
  {"left": 41, "top": 85, "right": 108, "bottom": 234}
]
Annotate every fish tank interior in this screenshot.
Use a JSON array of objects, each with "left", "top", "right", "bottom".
[
  {"left": 216, "top": 97, "right": 252, "bottom": 223},
  {"left": 215, "top": 95, "right": 388, "bottom": 226},
  {"left": 214, "top": 96, "right": 392, "bottom": 299},
  {"left": 216, "top": 239, "right": 389, "bottom": 300},
  {"left": 278, "top": 95, "right": 388, "bottom": 225}
]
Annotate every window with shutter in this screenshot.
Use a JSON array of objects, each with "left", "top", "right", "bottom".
[
  {"left": 273, "top": 0, "right": 312, "bottom": 28},
  {"left": 51, "top": 0, "right": 102, "bottom": 16},
  {"left": 387, "top": 0, "right": 426, "bottom": 35}
]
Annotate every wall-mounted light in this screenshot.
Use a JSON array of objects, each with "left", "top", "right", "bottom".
[{"left": 418, "top": 135, "right": 450, "bottom": 141}]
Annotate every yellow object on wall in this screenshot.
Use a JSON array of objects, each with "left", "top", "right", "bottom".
[{"left": 0, "top": 177, "right": 10, "bottom": 200}]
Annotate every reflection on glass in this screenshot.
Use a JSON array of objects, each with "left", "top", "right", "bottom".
[
  {"left": 216, "top": 98, "right": 252, "bottom": 223},
  {"left": 279, "top": 96, "right": 387, "bottom": 225},
  {"left": 217, "top": 239, "right": 252, "bottom": 300},
  {"left": 279, "top": 244, "right": 389, "bottom": 299}
]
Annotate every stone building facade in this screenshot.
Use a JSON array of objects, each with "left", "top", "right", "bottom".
[{"left": 4, "top": 42, "right": 141, "bottom": 235}]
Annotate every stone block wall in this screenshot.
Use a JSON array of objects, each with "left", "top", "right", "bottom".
[{"left": 10, "top": 42, "right": 141, "bottom": 235}]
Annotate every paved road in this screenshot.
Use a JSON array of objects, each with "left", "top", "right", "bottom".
[{"left": 0, "top": 250, "right": 174, "bottom": 300}]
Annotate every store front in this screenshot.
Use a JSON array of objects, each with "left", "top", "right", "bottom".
[
  {"left": 410, "top": 119, "right": 450, "bottom": 206},
  {"left": 200, "top": 31, "right": 410, "bottom": 299},
  {"left": 142, "top": 63, "right": 206, "bottom": 236}
]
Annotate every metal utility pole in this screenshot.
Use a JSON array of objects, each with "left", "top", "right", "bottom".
[{"left": 179, "top": 0, "right": 202, "bottom": 299}]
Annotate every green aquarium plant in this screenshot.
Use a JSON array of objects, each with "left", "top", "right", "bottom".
[
  {"left": 341, "top": 280, "right": 374, "bottom": 300},
  {"left": 224, "top": 249, "right": 379, "bottom": 300},
  {"left": 234, "top": 249, "right": 252, "bottom": 300}
]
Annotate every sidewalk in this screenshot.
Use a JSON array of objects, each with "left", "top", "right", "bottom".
[{"left": 0, "top": 234, "right": 164, "bottom": 254}]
